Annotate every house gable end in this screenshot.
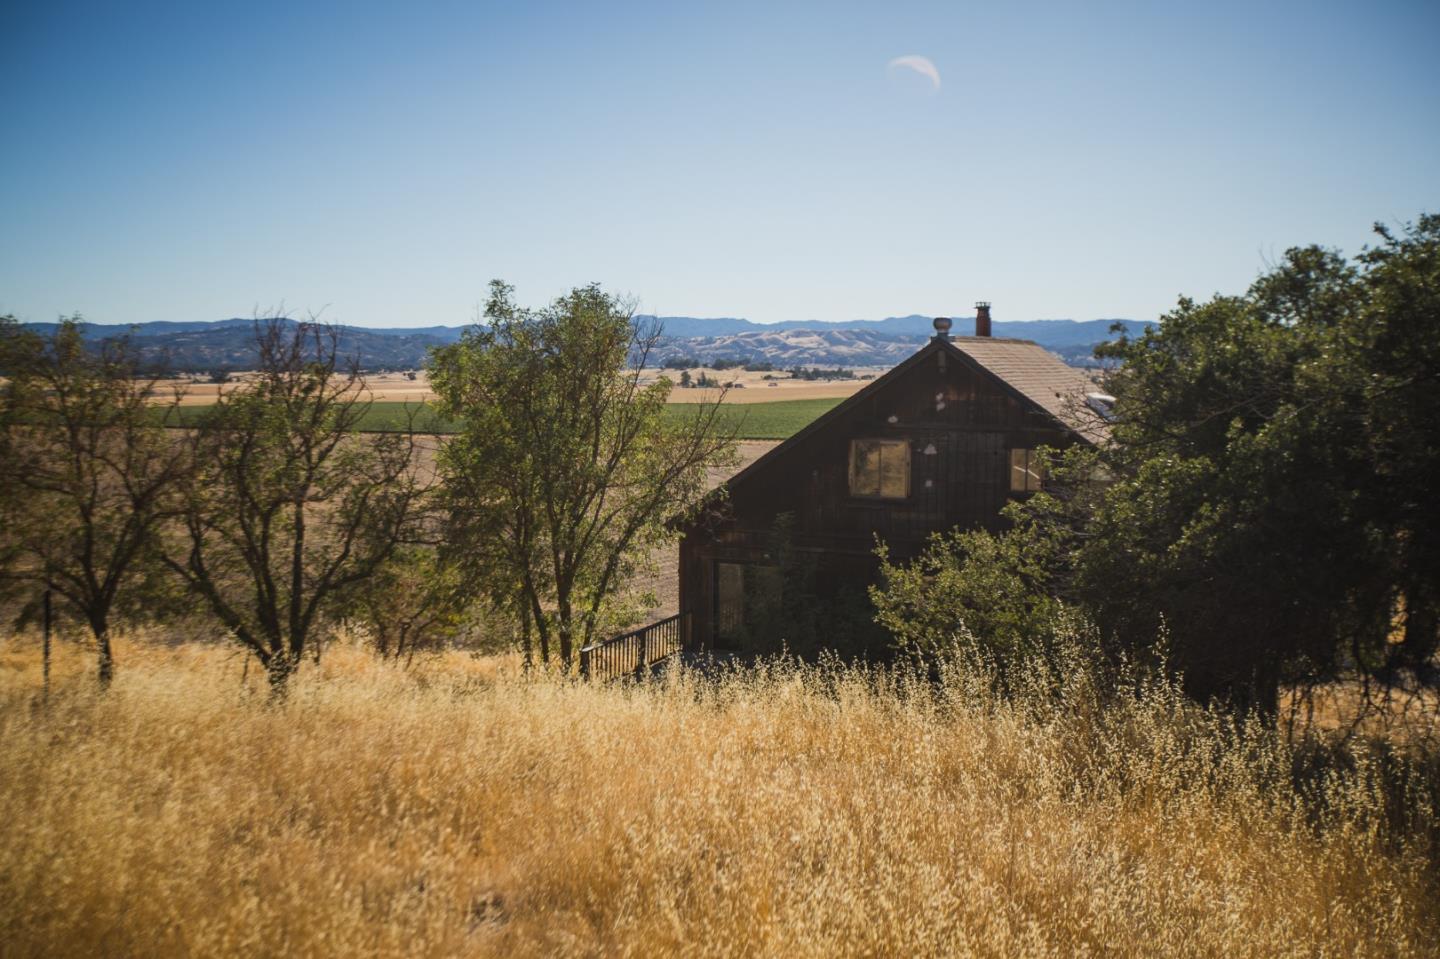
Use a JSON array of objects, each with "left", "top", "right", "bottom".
[
  {"left": 677, "top": 334, "right": 1099, "bottom": 654},
  {"left": 721, "top": 337, "right": 1096, "bottom": 506},
  {"left": 721, "top": 339, "right": 948, "bottom": 500}
]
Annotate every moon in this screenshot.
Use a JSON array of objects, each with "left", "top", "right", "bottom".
[{"left": 887, "top": 55, "right": 941, "bottom": 91}]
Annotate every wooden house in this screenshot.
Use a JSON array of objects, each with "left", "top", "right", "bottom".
[{"left": 676, "top": 305, "right": 1111, "bottom": 657}]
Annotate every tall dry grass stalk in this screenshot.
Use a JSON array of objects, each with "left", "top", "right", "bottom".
[{"left": 1, "top": 634, "right": 1436, "bottom": 957}]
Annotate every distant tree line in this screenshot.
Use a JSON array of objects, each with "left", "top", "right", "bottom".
[
  {"left": 788, "top": 366, "right": 856, "bottom": 380},
  {"left": 663, "top": 356, "right": 777, "bottom": 373},
  {"left": 677, "top": 370, "right": 721, "bottom": 388},
  {"left": 663, "top": 357, "right": 860, "bottom": 378}
]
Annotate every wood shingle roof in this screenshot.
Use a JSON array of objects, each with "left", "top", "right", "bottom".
[
  {"left": 718, "top": 335, "right": 1110, "bottom": 498},
  {"left": 948, "top": 337, "right": 1111, "bottom": 442}
]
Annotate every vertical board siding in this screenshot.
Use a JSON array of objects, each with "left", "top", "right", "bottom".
[{"left": 679, "top": 343, "right": 1085, "bottom": 650}]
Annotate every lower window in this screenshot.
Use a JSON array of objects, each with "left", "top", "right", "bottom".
[{"left": 715, "top": 561, "right": 782, "bottom": 648}]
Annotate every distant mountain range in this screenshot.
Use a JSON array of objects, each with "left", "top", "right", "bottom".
[
  {"left": 17, "top": 315, "right": 1152, "bottom": 371},
  {"left": 636, "top": 314, "right": 1146, "bottom": 346}
]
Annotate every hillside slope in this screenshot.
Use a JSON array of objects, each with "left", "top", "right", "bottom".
[{"left": 17, "top": 316, "right": 1151, "bottom": 371}]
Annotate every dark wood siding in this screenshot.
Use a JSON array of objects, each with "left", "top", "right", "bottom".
[{"left": 682, "top": 342, "right": 1082, "bottom": 652}]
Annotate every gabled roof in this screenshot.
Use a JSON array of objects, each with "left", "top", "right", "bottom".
[{"left": 722, "top": 336, "right": 1108, "bottom": 494}]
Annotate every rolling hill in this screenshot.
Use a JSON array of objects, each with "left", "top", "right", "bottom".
[{"left": 16, "top": 315, "right": 1151, "bottom": 371}]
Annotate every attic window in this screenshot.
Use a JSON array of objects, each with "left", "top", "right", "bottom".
[
  {"left": 1010, "top": 448, "right": 1043, "bottom": 493},
  {"left": 850, "top": 438, "right": 910, "bottom": 499}
]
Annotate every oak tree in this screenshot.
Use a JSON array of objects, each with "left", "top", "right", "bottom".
[
  {"left": 0, "top": 316, "right": 189, "bottom": 686},
  {"left": 166, "top": 318, "right": 434, "bottom": 689},
  {"left": 430, "top": 281, "right": 736, "bottom": 668}
]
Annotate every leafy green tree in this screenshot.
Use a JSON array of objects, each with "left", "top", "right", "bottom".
[
  {"left": 430, "top": 281, "right": 737, "bottom": 668},
  {"left": 872, "top": 497, "right": 1073, "bottom": 669},
  {"left": 0, "top": 316, "right": 190, "bottom": 686},
  {"left": 1060, "top": 217, "right": 1436, "bottom": 713},
  {"left": 872, "top": 215, "right": 1439, "bottom": 717},
  {"left": 1340, "top": 217, "right": 1440, "bottom": 676},
  {"left": 165, "top": 318, "right": 433, "bottom": 689}
]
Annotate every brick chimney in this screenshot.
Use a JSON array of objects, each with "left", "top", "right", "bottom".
[{"left": 974, "top": 301, "right": 992, "bottom": 337}]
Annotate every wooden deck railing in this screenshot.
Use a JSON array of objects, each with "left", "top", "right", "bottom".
[{"left": 579, "top": 612, "right": 690, "bottom": 681}]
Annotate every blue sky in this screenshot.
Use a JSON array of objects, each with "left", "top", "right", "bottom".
[{"left": 2, "top": 0, "right": 1436, "bottom": 327}]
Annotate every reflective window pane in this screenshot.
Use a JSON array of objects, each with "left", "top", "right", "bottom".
[
  {"left": 1010, "top": 448, "right": 1042, "bottom": 492},
  {"left": 851, "top": 439, "right": 909, "bottom": 499}
]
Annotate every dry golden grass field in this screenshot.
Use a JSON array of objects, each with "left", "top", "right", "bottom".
[
  {"left": 155, "top": 369, "right": 882, "bottom": 406},
  {"left": 2, "top": 634, "right": 1437, "bottom": 958}
]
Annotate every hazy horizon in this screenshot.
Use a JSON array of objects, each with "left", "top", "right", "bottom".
[{"left": 20, "top": 311, "right": 1141, "bottom": 330}]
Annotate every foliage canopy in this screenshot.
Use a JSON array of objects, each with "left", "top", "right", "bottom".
[
  {"left": 164, "top": 319, "right": 433, "bottom": 688},
  {"left": 430, "top": 281, "right": 737, "bottom": 667},
  {"left": 0, "top": 315, "right": 189, "bottom": 685},
  {"left": 873, "top": 215, "right": 1440, "bottom": 716}
]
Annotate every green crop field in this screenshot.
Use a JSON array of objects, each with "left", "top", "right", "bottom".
[
  {"left": 162, "top": 398, "right": 842, "bottom": 440},
  {"left": 662, "top": 398, "right": 840, "bottom": 439}
]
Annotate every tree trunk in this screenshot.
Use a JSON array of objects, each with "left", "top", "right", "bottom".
[
  {"left": 559, "top": 626, "right": 573, "bottom": 671},
  {"left": 530, "top": 601, "right": 550, "bottom": 664},
  {"left": 1402, "top": 586, "right": 1438, "bottom": 674},
  {"left": 267, "top": 651, "right": 298, "bottom": 698},
  {"left": 93, "top": 620, "right": 114, "bottom": 689},
  {"left": 1251, "top": 662, "right": 1280, "bottom": 722},
  {"left": 1224, "top": 658, "right": 1280, "bottom": 722},
  {"left": 556, "top": 591, "right": 575, "bottom": 669},
  {"left": 520, "top": 604, "right": 533, "bottom": 670},
  {"left": 42, "top": 590, "right": 53, "bottom": 701}
]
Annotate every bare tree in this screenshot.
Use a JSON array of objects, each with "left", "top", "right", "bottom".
[
  {"left": 0, "top": 315, "right": 190, "bottom": 686},
  {"left": 165, "top": 317, "right": 434, "bottom": 690}
]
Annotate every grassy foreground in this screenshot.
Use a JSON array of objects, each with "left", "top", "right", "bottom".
[
  {"left": 163, "top": 398, "right": 841, "bottom": 440},
  {"left": 2, "top": 637, "right": 1437, "bottom": 957}
]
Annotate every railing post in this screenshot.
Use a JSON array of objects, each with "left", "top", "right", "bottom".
[{"left": 579, "top": 613, "right": 689, "bottom": 683}]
